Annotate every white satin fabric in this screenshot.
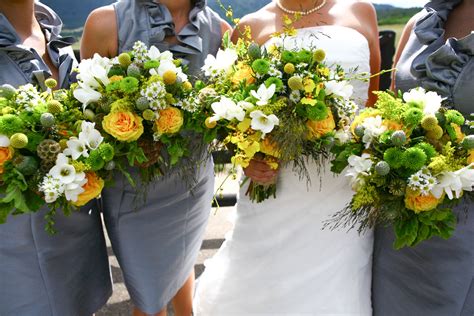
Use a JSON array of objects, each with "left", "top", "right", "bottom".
[{"left": 194, "top": 26, "right": 373, "bottom": 316}]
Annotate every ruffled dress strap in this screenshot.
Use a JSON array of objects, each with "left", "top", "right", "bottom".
[{"left": 0, "top": 2, "right": 76, "bottom": 89}]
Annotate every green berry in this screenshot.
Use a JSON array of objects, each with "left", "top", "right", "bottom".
[
  {"left": 44, "top": 78, "right": 57, "bottom": 89},
  {"left": 462, "top": 135, "right": 474, "bottom": 150},
  {"left": 375, "top": 161, "right": 390, "bottom": 176},
  {"left": 127, "top": 64, "right": 142, "bottom": 78},
  {"left": 0, "top": 84, "right": 16, "bottom": 99},
  {"left": 421, "top": 115, "right": 438, "bottom": 131},
  {"left": 40, "top": 113, "right": 55, "bottom": 127},
  {"left": 47, "top": 100, "right": 63, "bottom": 114},
  {"left": 136, "top": 97, "right": 150, "bottom": 111},
  {"left": 391, "top": 130, "right": 406, "bottom": 146},
  {"left": 354, "top": 125, "right": 365, "bottom": 138},
  {"left": 105, "top": 160, "right": 116, "bottom": 171},
  {"left": 287, "top": 76, "right": 304, "bottom": 90},
  {"left": 142, "top": 109, "right": 156, "bottom": 121},
  {"left": 10, "top": 133, "right": 28, "bottom": 149},
  {"left": 247, "top": 42, "right": 261, "bottom": 60},
  {"left": 118, "top": 53, "right": 132, "bottom": 67}
]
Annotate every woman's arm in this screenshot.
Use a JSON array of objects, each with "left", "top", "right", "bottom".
[
  {"left": 390, "top": 15, "right": 418, "bottom": 91},
  {"left": 81, "top": 6, "right": 118, "bottom": 59},
  {"left": 352, "top": 1, "right": 381, "bottom": 107}
]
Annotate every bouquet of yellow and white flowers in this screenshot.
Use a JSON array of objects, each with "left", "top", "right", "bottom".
[
  {"left": 196, "top": 33, "right": 359, "bottom": 202},
  {"left": 0, "top": 81, "right": 113, "bottom": 231},
  {"left": 329, "top": 88, "right": 474, "bottom": 248},
  {"left": 72, "top": 41, "right": 201, "bottom": 184}
]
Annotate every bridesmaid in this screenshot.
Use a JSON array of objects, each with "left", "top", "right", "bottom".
[
  {"left": 372, "top": 1, "right": 474, "bottom": 315},
  {"left": 81, "top": 1, "right": 230, "bottom": 315},
  {"left": 0, "top": 1, "right": 112, "bottom": 315}
]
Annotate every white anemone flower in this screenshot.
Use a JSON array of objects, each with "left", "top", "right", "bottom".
[
  {"left": 64, "top": 172, "right": 87, "bottom": 202},
  {"left": 324, "top": 80, "right": 354, "bottom": 99},
  {"left": 237, "top": 101, "right": 254, "bottom": 110},
  {"left": 210, "top": 97, "right": 245, "bottom": 122},
  {"left": 249, "top": 110, "right": 279, "bottom": 135},
  {"left": 250, "top": 84, "right": 276, "bottom": 106},
  {"left": 79, "top": 121, "right": 103, "bottom": 150},
  {"left": 403, "top": 87, "right": 443, "bottom": 115},
  {"left": 361, "top": 115, "right": 387, "bottom": 147},
  {"left": 49, "top": 154, "right": 76, "bottom": 184},
  {"left": 0, "top": 135, "right": 10, "bottom": 147},
  {"left": 431, "top": 165, "right": 474, "bottom": 199},
  {"left": 64, "top": 138, "right": 89, "bottom": 160},
  {"left": 201, "top": 48, "right": 238, "bottom": 77},
  {"left": 345, "top": 153, "right": 373, "bottom": 188},
  {"left": 147, "top": 46, "right": 161, "bottom": 60},
  {"left": 73, "top": 83, "right": 102, "bottom": 110}
]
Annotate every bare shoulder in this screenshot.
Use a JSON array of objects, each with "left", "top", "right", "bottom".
[
  {"left": 232, "top": 3, "right": 278, "bottom": 43},
  {"left": 332, "top": 0, "right": 378, "bottom": 43},
  {"left": 81, "top": 5, "right": 117, "bottom": 58}
]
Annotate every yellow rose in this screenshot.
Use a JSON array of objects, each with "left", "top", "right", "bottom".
[
  {"left": 306, "top": 111, "right": 336, "bottom": 139},
  {"left": 232, "top": 63, "right": 255, "bottom": 85},
  {"left": 260, "top": 137, "right": 281, "bottom": 158},
  {"left": 383, "top": 120, "right": 404, "bottom": 131},
  {"left": 72, "top": 172, "right": 105, "bottom": 207},
  {"left": 154, "top": 107, "right": 184, "bottom": 135},
  {"left": 102, "top": 111, "right": 144, "bottom": 142},
  {"left": 0, "top": 146, "right": 14, "bottom": 174},
  {"left": 405, "top": 188, "right": 441, "bottom": 213}
]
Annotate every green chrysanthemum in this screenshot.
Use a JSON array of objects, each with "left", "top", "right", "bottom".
[
  {"left": 87, "top": 150, "right": 105, "bottom": 171},
  {"left": 98, "top": 143, "right": 115, "bottom": 161},
  {"left": 297, "top": 49, "right": 312, "bottom": 63},
  {"left": 281, "top": 51, "right": 297, "bottom": 64},
  {"left": 265, "top": 77, "right": 283, "bottom": 91},
  {"left": 251, "top": 59, "right": 271, "bottom": 75},
  {"left": 119, "top": 77, "right": 139, "bottom": 93},
  {"left": 306, "top": 102, "right": 329, "bottom": 121},
  {"left": 403, "top": 107, "right": 424, "bottom": 126},
  {"left": 0, "top": 114, "right": 24, "bottom": 136},
  {"left": 144, "top": 60, "right": 160, "bottom": 70},
  {"left": 445, "top": 109, "right": 465, "bottom": 125},
  {"left": 383, "top": 147, "right": 404, "bottom": 169},
  {"left": 416, "top": 142, "right": 437, "bottom": 160},
  {"left": 402, "top": 147, "right": 427, "bottom": 170},
  {"left": 106, "top": 81, "right": 121, "bottom": 93}
]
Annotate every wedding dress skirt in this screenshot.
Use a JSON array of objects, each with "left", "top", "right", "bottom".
[{"left": 194, "top": 25, "right": 373, "bottom": 316}]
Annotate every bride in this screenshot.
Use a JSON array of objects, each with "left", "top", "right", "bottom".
[{"left": 194, "top": 0, "right": 380, "bottom": 314}]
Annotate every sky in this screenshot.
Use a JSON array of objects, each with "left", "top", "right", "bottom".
[{"left": 372, "top": 0, "right": 429, "bottom": 8}]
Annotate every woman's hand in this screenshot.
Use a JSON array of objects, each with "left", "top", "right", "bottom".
[
  {"left": 243, "top": 157, "right": 279, "bottom": 185},
  {"left": 136, "top": 138, "right": 162, "bottom": 168}
]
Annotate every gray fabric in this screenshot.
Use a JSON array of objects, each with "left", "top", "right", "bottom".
[
  {"left": 102, "top": 1, "right": 222, "bottom": 313},
  {"left": 101, "top": 164, "right": 214, "bottom": 314},
  {"left": 373, "top": 1, "right": 474, "bottom": 315},
  {"left": 114, "top": 0, "right": 222, "bottom": 76},
  {"left": 0, "top": 3, "right": 112, "bottom": 315}
]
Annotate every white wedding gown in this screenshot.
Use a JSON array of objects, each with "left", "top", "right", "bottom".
[{"left": 194, "top": 25, "right": 373, "bottom": 316}]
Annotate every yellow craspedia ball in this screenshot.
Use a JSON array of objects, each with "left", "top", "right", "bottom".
[
  {"left": 313, "top": 49, "right": 326, "bottom": 63},
  {"left": 163, "top": 70, "right": 177, "bottom": 85},
  {"left": 205, "top": 117, "right": 217, "bottom": 129},
  {"left": 10, "top": 133, "right": 28, "bottom": 149},
  {"left": 47, "top": 100, "right": 63, "bottom": 114},
  {"left": 1, "top": 106, "right": 13, "bottom": 114},
  {"left": 287, "top": 76, "right": 304, "bottom": 90},
  {"left": 182, "top": 81, "right": 193, "bottom": 91},
  {"left": 283, "top": 63, "right": 295, "bottom": 74},
  {"left": 426, "top": 125, "right": 443, "bottom": 140},
  {"left": 45, "top": 78, "right": 57, "bottom": 89},
  {"left": 421, "top": 115, "right": 438, "bottom": 131},
  {"left": 118, "top": 53, "right": 132, "bottom": 67}
]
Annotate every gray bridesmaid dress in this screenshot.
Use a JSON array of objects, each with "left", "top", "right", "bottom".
[
  {"left": 372, "top": 1, "right": 474, "bottom": 315},
  {"left": 99, "top": 0, "right": 222, "bottom": 313},
  {"left": 0, "top": 3, "right": 112, "bottom": 316}
]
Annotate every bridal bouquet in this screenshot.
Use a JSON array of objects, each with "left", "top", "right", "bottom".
[
  {"left": 0, "top": 81, "right": 113, "bottom": 231},
  {"left": 197, "top": 33, "right": 358, "bottom": 202},
  {"left": 72, "top": 41, "right": 200, "bottom": 184},
  {"left": 329, "top": 88, "right": 474, "bottom": 248}
]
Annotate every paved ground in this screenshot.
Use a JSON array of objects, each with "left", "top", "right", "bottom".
[{"left": 97, "top": 174, "right": 239, "bottom": 315}]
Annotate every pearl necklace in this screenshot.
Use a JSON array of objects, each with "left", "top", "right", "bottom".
[{"left": 275, "top": 0, "right": 327, "bottom": 16}]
